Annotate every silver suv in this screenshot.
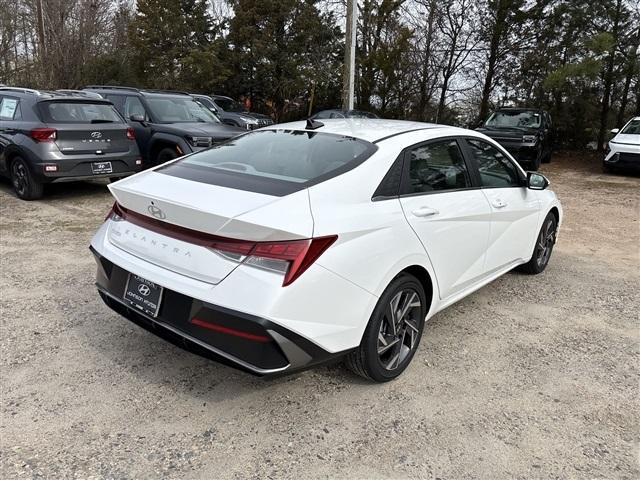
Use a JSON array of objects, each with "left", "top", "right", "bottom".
[{"left": 0, "top": 87, "right": 141, "bottom": 200}]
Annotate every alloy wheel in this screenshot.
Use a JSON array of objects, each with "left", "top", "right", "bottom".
[
  {"left": 536, "top": 218, "right": 556, "bottom": 268},
  {"left": 12, "top": 161, "right": 28, "bottom": 197},
  {"left": 377, "top": 289, "right": 422, "bottom": 371}
]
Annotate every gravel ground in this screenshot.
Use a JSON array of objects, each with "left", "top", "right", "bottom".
[{"left": 1, "top": 152, "right": 638, "bottom": 479}]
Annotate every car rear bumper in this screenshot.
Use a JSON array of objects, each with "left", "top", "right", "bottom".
[
  {"left": 91, "top": 247, "right": 352, "bottom": 376},
  {"left": 33, "top": 155, "right": 142, "bottom": 182}
]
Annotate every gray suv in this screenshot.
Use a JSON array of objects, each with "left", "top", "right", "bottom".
[
  {"left": 0, "top": 87, "right": 141, "bottom": 200},
  {"left": 84, "top": 87, "right": 245, "bottom": 166},
  {"left": 192, "top": 94, "right": 274, "bottom": 130}
]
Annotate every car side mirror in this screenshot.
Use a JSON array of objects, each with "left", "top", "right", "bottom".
[
  {"left": 610, "top": 128, "right": 619, "bottom": 134},
  {"left": 527, "top": 172, "right": 549, "bottom": 190},
  {"left": 130, "top": 114, "right": 146, "bottom": 124}
]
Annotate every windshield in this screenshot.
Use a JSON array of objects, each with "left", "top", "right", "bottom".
[
  {"left": 215, "top": 97, "right": 244, "bottom": 112},
  {"left": 485, "top": 111, "right": 541, "bottom": 129},
  {"left": 39, "top": 102, "right": 123, "bottom": 124},
  {"left": 146, "top": 97, "right": 220, "bottom": 123},
  {"left": 159, "top": 129, "right": 376, "bottom": 194},
  {"left": 620, "top": 119, "right": 640, "bottom": 134}
]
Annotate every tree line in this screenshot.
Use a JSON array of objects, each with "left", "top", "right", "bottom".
[{"left": 1, "top": 0, "right": 638, "bottom": 149}]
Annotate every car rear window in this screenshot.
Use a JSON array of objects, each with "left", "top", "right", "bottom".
[
  {"left": 158, "top": 129, "right": 377, "bottom": 196},
  {"left": 39, "top": 101, "right": 123, "bottom": 124}
]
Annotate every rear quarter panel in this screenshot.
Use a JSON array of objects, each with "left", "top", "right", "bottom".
[{"left": 308, "top": 136, "right": 440, "bottom": 311}]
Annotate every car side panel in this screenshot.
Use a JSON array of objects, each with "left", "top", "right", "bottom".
[{"left": 307, "top": 142, "right": 440, "bottom": 305}]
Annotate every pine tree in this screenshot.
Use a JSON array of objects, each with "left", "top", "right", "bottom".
[{"left": 130, "top": 0, "right": 227, "bottom": 90}]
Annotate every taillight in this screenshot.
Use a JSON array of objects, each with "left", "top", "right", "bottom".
[
  {"left": 105, "top": 202, "right": 125, "bottom": 221},
  {"left": 210, "top": 236, "right": 337, "bottom": 286},
  {"left": 30, "top": 128, "right": 57, "bottom": 142},
  {"left": 126, "top": 127, "right": 135, "bottom": 140},
  {"left": 109, "top": 202, "right": 337, "bottom": 286}
]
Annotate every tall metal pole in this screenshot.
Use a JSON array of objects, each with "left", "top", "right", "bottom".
[{"left": 342, "top": 0, "right": 357, "bottom": 110}]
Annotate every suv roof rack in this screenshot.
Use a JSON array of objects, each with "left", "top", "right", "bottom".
[
  {"left": 0, "top": 86, "right": 47, "bottom": 95},
  {"left": 84, "top": 85, "right": 141, "bottom": 92},
  {"left": 142, "top": 89, "right": 191, "bottom": 96},
  {"left": 56, "top": 89, "right": 104, "bottom": 99}
]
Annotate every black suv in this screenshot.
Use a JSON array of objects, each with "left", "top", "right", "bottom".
[
  {"left": 84, "top": 87, "right": 245, "bottom": 166},
  {"left": 0, "top": 87, "right": 141, "bottom": 200},
  {"left": 192, "top": 94, "right": 274, "bottom": 130},
  {"left": 476, "top": 108, "right": 554, "bottom": 171}
]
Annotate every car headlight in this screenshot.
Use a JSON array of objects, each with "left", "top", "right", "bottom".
[
  {"left": 187, "top": 136, "right": 212, "bottom": 147},
  {"left": 522, "top": 135, "right": 538, "bottom": 145},
  {"left": 240, "top": 116, "right": 259, "bottom": 125}
]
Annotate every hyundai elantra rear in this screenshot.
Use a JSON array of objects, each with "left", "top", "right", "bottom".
[{"left": 91, "top": 119, "right": 561, "bottom": 381}]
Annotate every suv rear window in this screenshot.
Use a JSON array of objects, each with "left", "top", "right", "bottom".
[
  {"left": 39, "top": 102, "right": 123, "bottom": 124},
  {"left": 158, "top": 129, "right": 377, "bottom": 196}
]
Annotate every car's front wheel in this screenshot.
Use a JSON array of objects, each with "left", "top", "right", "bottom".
[
  {"left": 11, "top": 157, "right": 43, "bottom": 200},
  {"left": 155, "top": 147, "right": 179, "bottom": 166},
  {"left": 346, "top": 273, "right": 427, "bottom": 382},
  {"left": 518, "top": 212, "right": 557, "bottom": 274}
]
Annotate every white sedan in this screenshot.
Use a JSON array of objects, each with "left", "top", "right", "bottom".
[
  {"left": 90, "top": 119, "right": 562, "bottom": 382},
  {"left": 604, "top": 116, "right": 640, "bottom": 172}
]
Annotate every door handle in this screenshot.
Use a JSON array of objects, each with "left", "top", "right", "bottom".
[
  {"left": 412, "top": 206, "right": 439, "bottom": 217},
  {"left": 492, "top": 199, "right": 507, "bottom": 209}
]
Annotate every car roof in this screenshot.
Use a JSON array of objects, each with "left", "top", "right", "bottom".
[
  {"left": 0, "top": 87, "right": 112, "bottom": 103},
  {"left": 495, "top": 107, "right": 543, "bottom": 112},
  {"left": 263, "top": 118, "right": 469, "bottom": 143}
]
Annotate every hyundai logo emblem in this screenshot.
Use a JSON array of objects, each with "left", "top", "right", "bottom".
[
  {"left": 147, "top": 204, "right": 166, "bottom": 219},
  {"left": 90, "top": 131, "right": 103, "bottom": 139},
  {"left": 137, "top": 284, "right": 151, "bottom": 296}
]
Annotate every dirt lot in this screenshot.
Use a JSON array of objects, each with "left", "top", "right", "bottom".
[{"left": 1, "top": 152, "right": 638, "bottom": 479}]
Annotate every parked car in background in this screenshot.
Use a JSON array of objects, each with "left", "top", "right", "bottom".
[
  {"left": 90, "top": 119, "right": 561, "bottom": 381},
  {"left": 603, "top": 117, "right": 640, "bottom": 173},
  {"left": 0, "top": 87, "right": 141, "bottom": 200},
  {"left": 192, "top": 94, "right": 274, "bottom": 130},
  {"left": 311, "top": 109, "right": 379, "bottom": 119},
  {"left": 476, "top": 108, "right": 553, "bottom": 171},
  {"left": 83, "top": 87, "right": 245, "bottom": 166}
]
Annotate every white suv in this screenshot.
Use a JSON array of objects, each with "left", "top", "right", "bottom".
[{"left": 604, "top": 116, "right": 640, "bottom": 173}]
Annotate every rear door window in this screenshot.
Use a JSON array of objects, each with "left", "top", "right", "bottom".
[
  {"left": 403, "top": 139, "right": 471, "bottom": 194},
  {"left": 39, "top": 102, "right": 123, "bottom": 124},
  {"left": 158, "top": 129, "right": 377, "bottom": 196}
]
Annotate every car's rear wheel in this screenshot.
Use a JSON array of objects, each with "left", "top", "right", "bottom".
[
  {"left": 518, "top": 212, "right": 557, "bottom": 274},
  {"left": 542, "top": 151, "right": 552, "bottom": 163},
  {"left": 346, "top": 273, "right": 427, "bottom": 382},
  {"left": 155, "top": 147, "right": 178, "bottom": 166},
  {"left": 11, "top": 157, "right": 43, "bottom": 200}
]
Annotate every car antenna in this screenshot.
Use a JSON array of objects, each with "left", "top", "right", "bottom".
[{"left": 306, "top": 118, "right": 324, "bottom": 130}]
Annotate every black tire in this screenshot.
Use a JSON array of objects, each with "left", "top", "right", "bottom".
[
  {"left": 602, "top": 163, "right": 614, "bottom": 174},
  {"left": 542, "top": 151, "right": 552, "bottom": 164},
  {"left": 155, "top": 147, "right": 179, "bottom": 166},
  {"left": 345, "top": 273, "right": 427, "bottom": 382},
  {"left": 518, "top": 212, "right": 557, "bottom": 274},
  {"left": 10, "top": 157, "right": 44, "bottom": 200}
]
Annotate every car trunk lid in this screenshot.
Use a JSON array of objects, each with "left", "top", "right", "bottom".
[
  {"left": 53, "top": 123, "right": 132, "bottom": 155},
  {"left": 106, "top": 171, "right": 313, "bottom": 285}
]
